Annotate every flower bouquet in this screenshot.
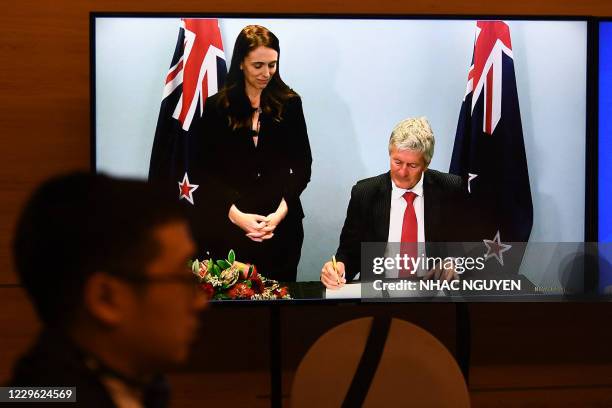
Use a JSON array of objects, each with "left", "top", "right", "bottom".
[{"left": 191, "top": 250, "right": 291, "bottom": 300}]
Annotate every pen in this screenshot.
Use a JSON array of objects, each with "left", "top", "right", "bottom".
[{"left": 332, "top": 255, "right": 340, "bottom": 285}]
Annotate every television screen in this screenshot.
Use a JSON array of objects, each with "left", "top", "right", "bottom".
[{"left": 92, "top": 15, "right": 595, "bottom": 301}]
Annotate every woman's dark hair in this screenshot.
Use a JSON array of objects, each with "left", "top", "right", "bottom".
[{"left": 217, "top": 25, "right": 297, "bottom": 129}]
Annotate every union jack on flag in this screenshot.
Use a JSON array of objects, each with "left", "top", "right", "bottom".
[
  {"left": 163, "top": 19, "right": 226, "bottom": 131},
  {"left": 450, "top": 21, "right": 533, "bottom": 273},
  {"left": 464, "top": 21, "right": 513, "bottom": 135},
  {"left": 149, "top": 18, "right": 227, "bottom": 205}
]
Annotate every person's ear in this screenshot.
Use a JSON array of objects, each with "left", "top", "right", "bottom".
[{"left": 82, "top": 272, "right": 132, "bottom": 326}]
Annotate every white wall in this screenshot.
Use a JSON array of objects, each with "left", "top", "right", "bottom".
[{"left": 95, "top": 17, "right": 587, "bottom": 282}]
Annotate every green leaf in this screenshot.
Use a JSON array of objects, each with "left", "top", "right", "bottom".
[
  {"left": 217, "top": 260, "right": 231, "bottom": 270},
  {"left": 212, "top": 264, "right": 221, "bottom": 276},
  {"left": 207, "top": 259, "right": 214, "bottom": 271},
  {"left": 222, "top": 281, "right": 236, "bottom": 290},
  {"left": 248, "top": 265, "right": 254, "bottom": 277},
  {"left": 228, "top": 249, "right": 236, "bottom": 264},
  {"left": 191, "top": 260, "right": 200, "bottom": 274}
]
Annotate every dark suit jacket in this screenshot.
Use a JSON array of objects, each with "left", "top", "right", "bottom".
[
  {"left": 8, "top": 329, "right": 170, "bottom": 408},
  {"left": 336, "top": 170, "right": 467, "bottom": 280},
  {"left": 191, "top": 93, "right": 312, "bottom": 219}
]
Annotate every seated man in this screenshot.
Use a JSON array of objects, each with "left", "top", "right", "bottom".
[
  {"left": 9, "top": 172, "right": 207, "bottom": 408},
  {"left": 321, "top": 117, "right": 467, "bottom": 289}
]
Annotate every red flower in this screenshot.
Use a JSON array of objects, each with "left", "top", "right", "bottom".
[
  {"left": 199, "top": 283, "right": 215, "bottom": 299},
  {"left": 273, "top": 287, "right": 289, "bottom": 298},
  {"left": 227, "top": 282, "right": 255, "bottom": 299},
  {"left": 250, "top": 276, "right": 265, "bottom": 293}
]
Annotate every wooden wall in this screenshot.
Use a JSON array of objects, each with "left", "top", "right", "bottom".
[{"left": 2, "top": 0, "right": 612, "bottom": 390}]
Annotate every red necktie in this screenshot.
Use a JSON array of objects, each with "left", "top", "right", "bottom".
[{"left": 399, "top": 191, "right": 418, "bottom": 278}]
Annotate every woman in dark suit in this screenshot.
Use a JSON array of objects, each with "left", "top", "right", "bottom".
[{"left": 192, "top": 25, "right": 311, "bottom": 282}]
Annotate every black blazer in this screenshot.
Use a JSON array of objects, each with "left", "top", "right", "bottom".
[
  {"left": 191, "top": 93, "right": 312, "bottom": 220},
  {"left": 8, "top": 330, "right": 170, "bottom": 408},
  {"left": 336, "top": 170, "right": 467, "bottom": 280}
]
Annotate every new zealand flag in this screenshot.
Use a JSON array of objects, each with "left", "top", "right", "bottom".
[
  {"left": 149, "top": 18, "right": 227, "bottom": 206},
  {"left": 450, "top": 21, "right": 533, "bottom": 274}
]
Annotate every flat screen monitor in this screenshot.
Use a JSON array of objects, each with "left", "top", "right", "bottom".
[{"left": 92, "top": 14, "right": 597, "bottom": 302}]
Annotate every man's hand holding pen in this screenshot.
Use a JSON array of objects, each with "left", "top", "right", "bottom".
[{"left": 321, "top": 257, "right": 346, "bottom": 289}]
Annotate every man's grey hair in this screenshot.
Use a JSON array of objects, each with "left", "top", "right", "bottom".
[{"left": 388, "top": 117, "right": 435, "bottom": 166}]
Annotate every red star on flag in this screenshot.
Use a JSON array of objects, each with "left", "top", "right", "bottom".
[{"left": 178, "top": 172, "right": 198, "bottom": 205}]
